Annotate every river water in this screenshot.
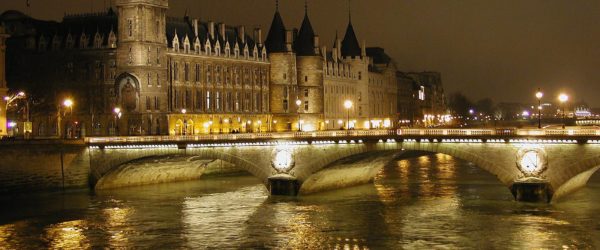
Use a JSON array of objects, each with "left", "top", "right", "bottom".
[{"left": 1, "top": 153, "right": 599, "bottom": 249}]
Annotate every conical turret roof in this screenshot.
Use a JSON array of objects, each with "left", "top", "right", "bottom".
[
  {"left": 265, "top": 9, "right": 287, "bottom": 53},
  {"left": 341, "top": 21, "right": 361, "bottom": 57},
  {"left": 294, "top": 5, "right": 316, "bottom": 56}
]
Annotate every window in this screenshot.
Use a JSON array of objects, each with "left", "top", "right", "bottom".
[
  {"left": 186, "top": 90, "right": 192, "bottom": 108},
  {"left": 156, "top": 20, "right": 160, "bottom": 40},
  {"left": 283, "top": 86, "right": 289, "bottom": 98},
  {"left": 215, "top": 65, "right": 221, "bottom": 84},
  {"left": 206, "top": 91, "right": 211, "bottom": 111},
  {"left": 156, "top": 48, "right": 160, "bottom": 64},
  {"left": 283, "top": 100, "right": 289, "bottom": 111},
  {"left": 195, "top": 91, "right": 203, "bottom": 110},
  {"left": 283, "top": 73, "right": 287, "bottom": 80},
  {"left": 127, "top": 19, "right": 133, "bottom": 37},
  {"left": 156, "top": 73, "right": 160, "bottom": 86},
  {"left": 254, "top": 93, "right": 260, "bottom": 112},
  {"left": 215, "top": 91, "right": 221, "bottom": 111},
  {"left": 304, "top": 89, "right": 309, "bottom": 97},
  {"left": 174, "top": 90, "right": 178, "bottom": 108},
  {"left": 184, "top": 63, "right": 190, "bottom": 81},
  {"left": 155, "top": 96, "right": 160, "bottom": 110},
  {"left": 225, "top": 92, "right": 232, "bottom": 111},
  {"left": 147, "top": 73, "right": 151, "bottom": 86},
  {"left": 244, "top": 93, "right": 251, "bottom": 112},
  {"left": 146, "top": 96, "right": 151, "bottom": 111},
  {"left": 235, "top": 92, "right": 240, "bottom": 111},
  {"left": 195, "top": 64, "right": 201, "bottom": 82},
  {"left": 128, "top": 47, "right": 133, "bottom": 64},
  {"left": 358, "top": 71, "right": 362, "bottom": 80},
  {"left": 418, "top": 86, "right": 425, "bottom": 100},
  {"left": 305, "top": 76, "right": 308, "bottom": 82},
  {"left": 206, "top": 65, "right": 212, "bottom": 83},
  {"left": 173, "top": 62, "right": 179, "bottom": 81},
  {"left": 304, "top": 101, "right": 309, "bottom": 111}
]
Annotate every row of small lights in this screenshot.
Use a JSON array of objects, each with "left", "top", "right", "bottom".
[
  {"left": 188, "top": 141, "right": 310, "bottom": 148},
  {"left": 88, "top": 137, "right": 598, "bottom": 150},
  {"left": 88, "top": 144, "right": 179, "bottom": 150}
]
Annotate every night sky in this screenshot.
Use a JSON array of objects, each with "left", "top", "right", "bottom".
[{"left": 2, "top": 0, "right": 600, "bottom": 106}]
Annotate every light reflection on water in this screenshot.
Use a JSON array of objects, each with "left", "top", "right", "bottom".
[{"left": 0, "top": 153, "right": 599, "bottom": 248}]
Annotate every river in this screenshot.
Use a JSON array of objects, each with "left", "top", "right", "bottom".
[{"left": 1, "top": 153, "right": 599, "bottom": 249}]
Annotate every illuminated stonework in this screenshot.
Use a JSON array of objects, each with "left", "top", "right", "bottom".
[
  {"left": 272, "top": 149, "right": 294, "bottom": 172},
  {"left": 516, "top": 146, "right": 548, "bottom": 178}
]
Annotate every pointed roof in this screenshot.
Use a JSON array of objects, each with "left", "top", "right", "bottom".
[
  {"left": 265, "top": 5, "right": 287, "bottom": 53},
  {"left": 341, "top": 21, "right": 361, "bottom": 57},
  {"left": 294, "top": 8, "right": 316, "bottom": 56}
]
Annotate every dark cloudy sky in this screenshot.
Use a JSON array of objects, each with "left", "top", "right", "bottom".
[{"left": 2, "top": 0, "right": 600, "bottom": 106}]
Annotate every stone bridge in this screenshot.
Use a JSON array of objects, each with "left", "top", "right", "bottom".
[
  {"left": 82, "top": 128, "right": 600, "bottom": 202},
  {"left": 3, "top": 128, "right": 600, "bottom": 202}
]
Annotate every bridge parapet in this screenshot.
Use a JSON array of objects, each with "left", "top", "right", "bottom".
[{"left": 84, "top": 128, "right": 600, "bottom": 145}]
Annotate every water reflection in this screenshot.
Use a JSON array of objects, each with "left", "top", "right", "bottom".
[
  {"left": 44, "top": 220, "right": 91, "bottom": 249},
  {"left": 0, "top": 153, "right": 599, "bottom": 248}
]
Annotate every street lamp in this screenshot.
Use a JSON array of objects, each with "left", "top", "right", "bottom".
[
  {"left": 59, "top": 98, "right": 74, "bottom": 139},
  {"left": 558, "top": 93, "right": 569, "bottom": 129},
  {"left": 296, "top": 99, "right": 302, "bottom": 132},
  {"left": 113, "top": 107, "right": 121, "bottom": 135},
  {"left": 536, "top": 89, "right": 543, "bottom": 129},
  {"left": 344, "top": 100, "right": 353, "bottom": 130},
  {"left": 181, "top": 109, "right": 187, "bottom": 135}
]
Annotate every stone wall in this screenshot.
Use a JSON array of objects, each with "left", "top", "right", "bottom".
[{"left": 0, "top": 143, "right": 89, "bottom": 193}]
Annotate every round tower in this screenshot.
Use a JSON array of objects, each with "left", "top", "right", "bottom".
[
  {"left": 294, "top": 5, "right": 324, "bottom": 131},
  {"left": 265, "top": 3, "right": 299, "bottom": 132}
]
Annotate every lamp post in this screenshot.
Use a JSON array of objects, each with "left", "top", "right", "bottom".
[
  {"left": 296, "top": 99, "right": 302, "bottom": 132},
  {"left": 558, "top": 93, "right": 569, "bottom": 129},
  {"left": 113, "top": 107, "right": 121, "bottom": 136},
  {"left": 60, "top": 98, "right": 73, "bottom": 139},
  {"left": 536, "top": 89, "right": 543, "bottom": 129},
  {"left": 344, "top": 100, "right": 353, "bottom": 130}
]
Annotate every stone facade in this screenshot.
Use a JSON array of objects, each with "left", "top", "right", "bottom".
[{"left": 0, "top": 0, "right": 410, "bottom": 136}]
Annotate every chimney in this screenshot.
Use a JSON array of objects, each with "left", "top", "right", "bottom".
[
  {"left": 332, "top": 47, "right": 338, "bottom": 63},
  {"left": 254, "top": 28, "right": 263, "bottom": 44},
  {"left": 219, "top": 23, "right": 226, "bottom": 39},
  {"left": 314, "top": 35, "right": 320, "bottom": 54},
  {"left": 336, "top": 38, "right": 342, "bottom": 59},
  {"left": 361, "top": 40, "right": 366, "bottom": 58},
  {"left": 209, "top": 21, "right": 215, "bottom": 39},
  {"left": 238, "top": 26, "right": 246, "bottom": 43},
  {"left": 285, "top": 30, "right": 293, "bottom": 51},
  {"left": 193, "top": 19, "right": 199, "bottom": 37},
  {"left": 321, "top": 46, "right": 327, "bottom": 59}
]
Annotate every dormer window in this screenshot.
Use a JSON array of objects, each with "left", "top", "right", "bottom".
[
  {"left": 79, "top": 34, "right": 88, "bottom": 49},
  {"left": 94, "top": 33, "right": 103, "bottom": 48}
]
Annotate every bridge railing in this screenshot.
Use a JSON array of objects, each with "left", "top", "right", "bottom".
[
  {"left": 85, "top": 128, "right": 600, "bottom": 144},
  {"left": 397, "top": 128, "right": 496, "bottom": 136},
  {"left": 86, "top": 130, "right": 395, "bottom": 144}
]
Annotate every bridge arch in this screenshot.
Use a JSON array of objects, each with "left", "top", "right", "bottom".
[
  {"left": 552, "top": 155, "right": 600, "bottom": 200},
  {"left": 293, "top": 142, "right": 520, "bottom": 194},
  {"left": 91, "top": 147, "right": 273, "bottom": 190}
]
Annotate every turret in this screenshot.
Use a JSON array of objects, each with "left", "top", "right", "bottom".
[
  {"left": 295, "top": 0, "right": 324, "bottom": 131},
  {"left": 266, "top": 0, "right": 299, "bottom": 131}
]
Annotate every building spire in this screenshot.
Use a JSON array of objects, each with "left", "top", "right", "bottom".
[
  {"left": 348, "top": 0, "right": 352, "bottom": 22},
  {"left": 305, "top": 0, "right": 308, "bottom": 14},
  {"left": 276, "top": 0, "right": 279, "bottom": 12}
]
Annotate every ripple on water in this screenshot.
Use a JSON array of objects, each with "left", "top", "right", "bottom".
[{"left": 1, "top": 155, "right": 600, "bottom": 248}]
